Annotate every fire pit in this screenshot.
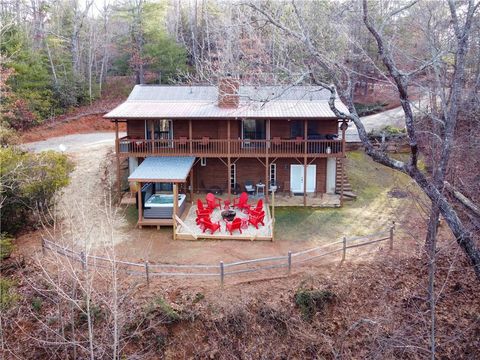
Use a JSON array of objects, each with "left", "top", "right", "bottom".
[{"left": 221, "top": 209, "right": 236, "bottom": 222}]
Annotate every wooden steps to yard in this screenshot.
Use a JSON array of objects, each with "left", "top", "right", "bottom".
[{"left": 335, "top": 158, "right": 357, "bottom": 200}]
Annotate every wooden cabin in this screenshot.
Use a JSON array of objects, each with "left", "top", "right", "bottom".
[{"left": 104, "top": 78, "right": 350, "bottom": 228}]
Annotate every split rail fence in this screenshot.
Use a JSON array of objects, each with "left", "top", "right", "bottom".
[{"left": 42, "top": 224, "right": 395, "bottom": 287}]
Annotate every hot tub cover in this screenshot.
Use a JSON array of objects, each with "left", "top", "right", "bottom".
[{"left": 128, "top": 156, "right": 195, "bottom": 182}]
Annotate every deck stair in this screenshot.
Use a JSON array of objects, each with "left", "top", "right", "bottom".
[{"left": 335, "top": 158, "right": 357, "bottom": 200}]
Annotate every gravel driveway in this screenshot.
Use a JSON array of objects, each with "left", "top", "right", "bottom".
[{"left": 24, "top": 132, "right": 127, "bottom": 250}]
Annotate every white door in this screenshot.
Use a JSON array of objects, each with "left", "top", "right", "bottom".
[
  {"left": 326, "top": 158, "right": 337, "bottom": 194},
  {"left": 290, "top": 165, "right": 316, "bottom": 193}
]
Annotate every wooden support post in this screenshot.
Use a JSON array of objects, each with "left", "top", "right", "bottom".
[
  {"left": 227, "top": 157, "right": 231, "bottom": 201},
  {"left": 265, "top": 157, "right": 269, "bottom": 203},
  {"left": 288, "top": 251, "right": 292, "bottom": 273},
  {"left": 115, "top": 121, "right": 121, "bottom": 198},
  {"left": 340, "top": 158, "right": 345, "bottom": 207},
  {"left": 189, "top": 119, "right": 193, "bottom": 154},
  {"left": 390, "top": 221, "right": 395, "bottom": 250},
  {"left": 303, "top": 156, "right": 308, "bottom": 207},
  {"left": 145, "top": 261, "right": 150, "bottom": 287},
  {"left": 342, "top": 236, "right": 347, "bottom": 261},
  {"left": 303, "top": 119, "right": 308, "bottom": 207},
  {"left": 173, "top": 183, "right": 178, "bottom": 240},
  {"left": 227, "top": 120, "right": 231, "bottom": 201},
  {"left": 138, "top": 182, "right": 143, "bottom": 228},
  {"left": 190, "top": 168, "right": 194, "bottom": 204},
  {"left": 220, "top": 261, "right": 225, "bottom": 288},
  {"left": 272, "top": 188, "right": 275, "bottom": 237}
]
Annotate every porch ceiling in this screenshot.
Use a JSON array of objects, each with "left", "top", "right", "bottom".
[{"left": 128, "top": 156, "right": 195, "bottom": 183}]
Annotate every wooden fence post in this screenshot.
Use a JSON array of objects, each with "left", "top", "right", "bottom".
[
  {"left": 342, "top": 236, "right": 347, "bottom": 261},
  {"left": 145, "top": 261, "right": 150, "bottom": 287},
  {"left": 80, "top": 251, "right": 86, "bottom": 270},
  {"left": 390, "top": 221, "right": 395, "bottom": 250},
  {"left": 288, "top": 251, "right": 292, "bottom": 274},
  {"left": 220, "top": 261, "right": 224, "bottom": 288}
]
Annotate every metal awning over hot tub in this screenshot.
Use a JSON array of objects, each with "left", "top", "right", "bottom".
[{"left": 128, "top": 156, "right": 195, "bottom": 183}]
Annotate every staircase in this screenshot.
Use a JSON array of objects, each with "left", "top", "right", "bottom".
[{"left": 335, "top": 158, "right": 357, "bottom": 200}]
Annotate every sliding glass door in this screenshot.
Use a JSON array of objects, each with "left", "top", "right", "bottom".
[{"left": 145, "top": 119, "right": 173, "bottom": 147}]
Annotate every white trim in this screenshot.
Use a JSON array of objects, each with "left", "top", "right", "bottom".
[{"left": 200, "top": 157, "right": 207, "bottom": 166}]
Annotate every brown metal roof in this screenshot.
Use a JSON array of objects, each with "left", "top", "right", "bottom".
[{"left": 104, "top": 85, "right": 349, "bottom": 119}]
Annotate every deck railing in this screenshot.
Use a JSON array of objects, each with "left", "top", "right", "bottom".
[{"left": 118, "top": 137, "right": 344, "bottom": 157}]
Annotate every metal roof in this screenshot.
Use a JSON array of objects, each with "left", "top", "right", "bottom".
[
  {"left": 128, "top": 156, "right": 195, "bottom": 182},
  {"left": 105, "top": 85, "right": 349, "bottom": 119}
]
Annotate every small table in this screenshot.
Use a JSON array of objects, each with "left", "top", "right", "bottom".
[{"left": 256, "top": 183, "right": 265, "bottom": 198}]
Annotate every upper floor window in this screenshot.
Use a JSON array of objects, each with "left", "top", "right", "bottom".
[
  {"left": 145, "top": 119, "right": 173, "bottom": 140},
  {"left": 242, "top": 119, "right": 265, "bottom": 140},
  {"left": 290, "top": 120, "right": 318, "bottom": 138}
]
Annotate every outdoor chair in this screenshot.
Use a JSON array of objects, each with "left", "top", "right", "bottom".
[
  {"left": 195, "top": 212, "right": 210, "bottom": 225},
  {"left": 206, "top": 193, "right": 222, "bottom": 211},
  {"left": 269, "top": 181, "right": 278, "bottom": 193},
  {"left": 249, "top": 199, "right": 263, "bottom": 214},
  {"left": 233, "top": 192, "right": 250, "bottom": 212},
  {"left": 226, "top": 217, "right": 242, "bottom": 235},
  {"left": 244, "top": 180, "right": 255, "bottom": 195},
  {"left": 197, "top": 199, "right": 212, "bottom": 215},
  {"left": 248, "top": 211, "right": 265, "bottom": 229},
  {"left": 199, "top": 218, "right": 221, "bottom": 234}
]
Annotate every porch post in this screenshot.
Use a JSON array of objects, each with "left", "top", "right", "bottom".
[
  {"left": 137, "top": 182, "right": 143, "bottom": 228},
  {"left": 189, "top": 119, "right": 193, "bottom": 154},
  {"left": 173, "top": 183, "right": 178, "bottom": 240},
  {"left": 303, "top": 119, "right": 308, "bottom": 206},
  {"left": 190, "top": 168, "right": 194, "bottom": 204},
  {"left": 265, "top": 119, "right": 270, "bottom": 202},
  {"left": 115, "top": 120, "right": 121, "bottom": 199},
  {"left": 227, "top": 120, "right": 231, "bottom": 200}
]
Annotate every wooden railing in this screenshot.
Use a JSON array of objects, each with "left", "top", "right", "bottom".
[{"left": 118, "top": 137, "right": 344, "bottom": 157}]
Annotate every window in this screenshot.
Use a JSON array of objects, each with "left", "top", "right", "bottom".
[
  {"left": 290, "top": 120, "right": 318, "bottom": 138},
  {"left": 242, "top": 119, "right": 266, "bottom": 140},
  {"left": 145, "top": 119, "right": 173, "bottom": 140},
  {"left": 269, "top": 163, "right": 277, "bottom": 186},
  {"left": 230, "top": 163, "right": 236, "bottom": 189}
]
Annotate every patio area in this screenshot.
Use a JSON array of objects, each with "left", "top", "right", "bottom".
[{"left": 175, "top": 200, "right": 274, "bottom": 241}]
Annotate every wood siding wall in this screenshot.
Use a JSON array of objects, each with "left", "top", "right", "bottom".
[
  {"left": 127, "top": 119, "right": 336, "bottom": 140},
  {"left": 191, "top": 157, "right": 327, "bottom": 193}
]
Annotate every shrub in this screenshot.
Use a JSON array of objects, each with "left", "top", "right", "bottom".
[
  {"left": 145, "top": 296, "right": 181, "bottom": 323},
  {"left": 0, "top": 148, "right": 73, "bottom": 234},
  {"left": 0, "top": 233, "right": 14, "bottom": 260},
  {"left": 294, "top": 288, "right": 336, "bottom": 321},
  {"left": 0, "top": 278, "right": 19, "bottom": 310},
  {"left": 0, "top": 124, "right": 19, "bottom": 146},
  {"left": 31, "top": 296, "right": 43, "bottom": 313}
]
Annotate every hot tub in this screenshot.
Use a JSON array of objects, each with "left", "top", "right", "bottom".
[{"left": 143, "top": 194, "right": 187, "bottom": 219}]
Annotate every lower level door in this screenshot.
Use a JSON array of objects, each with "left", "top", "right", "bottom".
[{"left": 290, "top": 165, "right": 316, "bottom": 193}]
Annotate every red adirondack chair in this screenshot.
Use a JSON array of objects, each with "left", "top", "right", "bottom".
[
  {"left": 249, "top": 199, "right": 263, "bottom": 214},
  {"left": 195, "top": 212, "right": 210, "bottom": 225},
  {"left": 249, "top": 211, "right": 265, "bottom": 229},
  {"left": 233, "top": 192, "right": 250, "bottom": 212},
  {"left": 199, "top": 218, "right": 221, "bottom": 234},
  {"left": 197, "top": 199, "right": 212, "bottom": 215},
  {"left": 226, "top": 217, "right": 242, "bottom": 235},
  {"left": 206, "top": 193, "right": 222, "bottom": 211}
]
